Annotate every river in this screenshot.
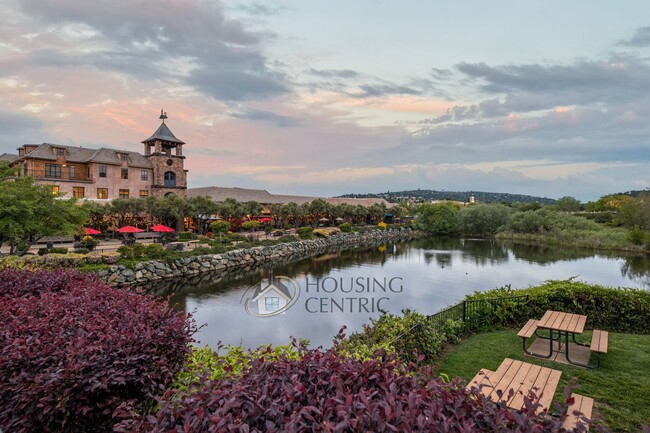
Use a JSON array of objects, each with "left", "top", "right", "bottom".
[{"left": 163, "top": 238, "right": 650, "bottom": 349}]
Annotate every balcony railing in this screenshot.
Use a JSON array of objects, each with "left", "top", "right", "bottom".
[{"left": 24, "top": 169, "right": 93, "bottom": 182}]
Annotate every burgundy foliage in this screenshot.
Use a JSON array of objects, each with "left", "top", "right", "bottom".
[
  {"left": 0, "top": 269, "right": 195, "bottom": 433},
  {"left": 115, "top": 347, "right": 597, "bottom": 433}
]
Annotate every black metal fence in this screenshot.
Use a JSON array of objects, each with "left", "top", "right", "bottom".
[{"left": 425, "top": 294, "right": 532, "bottom": 334}]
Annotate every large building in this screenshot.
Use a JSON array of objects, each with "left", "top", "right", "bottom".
[{"left": 0, "top": 111, "right": 187, "bottom": 201}]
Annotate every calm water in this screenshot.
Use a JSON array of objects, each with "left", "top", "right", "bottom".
[{"left": 165, "top": 238, "right": 650, "bottom": 349}]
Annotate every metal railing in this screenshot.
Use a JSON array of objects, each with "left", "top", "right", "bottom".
[{"left": 23, "top": 169, "right": 93, "bottom": 182}]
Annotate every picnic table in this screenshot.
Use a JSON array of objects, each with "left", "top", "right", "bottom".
[
  {"left": 518, "top": 310, "right": 608, "bottom": 368},
  {"left": 467, "top": 358, "right": 561, "bottom": 413},
  {"left": 467, "top": 358, "right": 595, "bottom": 429}
]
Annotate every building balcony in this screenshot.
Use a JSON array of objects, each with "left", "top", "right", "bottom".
[{"left": 25, "top": 169, "right": 93, "bottom": 182}]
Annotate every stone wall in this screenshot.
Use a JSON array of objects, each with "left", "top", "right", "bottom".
[{"left": 98, "top": 228, "right": 418, "bottom": 288}]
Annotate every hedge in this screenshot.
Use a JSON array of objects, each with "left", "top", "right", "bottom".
[{"left": 114, "top": 347, "right": 596, "bottom": 433}]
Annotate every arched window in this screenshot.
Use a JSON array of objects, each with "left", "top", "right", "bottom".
[{"left": 164, "top": 171, "right": 176, "bottom": 187}]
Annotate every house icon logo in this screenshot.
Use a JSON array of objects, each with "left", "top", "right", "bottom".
[{"left": 242, "top": 275, "right": 300, "bottom": 317}]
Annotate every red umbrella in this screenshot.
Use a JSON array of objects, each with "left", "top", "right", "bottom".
[
  {"left": 84, "top": 227, "right": 101, "bottom": 235},
  {"left": 117, "top": 225, "right": 144, "bottom": 233},
  {"left": 150, "top": 224, "right": 175, "bottom": 233},
  {"left": 257, "top": 217, "right": 273, "bottom": 223}
]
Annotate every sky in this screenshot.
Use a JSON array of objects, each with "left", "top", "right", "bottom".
[{"left": 1, "top": 0, "right": 649, "bottom": 202}]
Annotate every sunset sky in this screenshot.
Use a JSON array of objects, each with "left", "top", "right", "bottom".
[{"left": 1, "top": 0, "right": 649, "bottom": 201}]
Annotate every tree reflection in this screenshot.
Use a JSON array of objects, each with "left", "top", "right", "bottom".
[{"left": 620, "top": 256, "right": 650, "bottom": 288}]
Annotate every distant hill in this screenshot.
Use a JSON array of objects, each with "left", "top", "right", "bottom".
[
  {"left": 614, "top": 189, "right": 649, "bottom": 198},
  {"left": 338, "top": 189, "right": 556, "bottom": 205}
]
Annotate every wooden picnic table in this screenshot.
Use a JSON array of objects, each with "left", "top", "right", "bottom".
[
  {"left": 467, "top": 358, "right": 562, "bottom": 413},
  {"left": 525, "top": 310, "right": 595, "bottom": 368}
]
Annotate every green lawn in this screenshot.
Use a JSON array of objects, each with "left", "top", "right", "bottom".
[{"left": 436, "top": 330, "right": 650, "bottom": 433}]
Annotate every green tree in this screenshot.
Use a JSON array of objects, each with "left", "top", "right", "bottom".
[
  {"left": 209, "top": 220, "right": 230, "bottom": 242},
  {"left": 187, "top": 195, "right": 219, "bottom": 234},
  {"left": 416, "top": 202, "right": 459, "bottom": 236},
  {"left": 244, "top": 201, "right": 263, "bottom": 218},
  {"left": 0, "top": 166, "right": 89, "bottom": 254},
  {"left": 555, "top": 196, "right": 582, "bottom": 212},
  {"left": 241, "top": 220, "right": 261, "bottom": 232},
  {"left": 456, "top": 204, "right": 511, "bottom": 237}
]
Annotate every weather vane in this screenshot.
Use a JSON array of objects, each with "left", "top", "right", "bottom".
[{"left": 159, "top": 109, "right": 168, "bottom": 122}]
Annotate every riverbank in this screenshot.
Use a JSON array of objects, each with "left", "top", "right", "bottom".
[
  {"left": 98, "top": 228, "right": 419, "bottom": 288},
  {"left": 495, "top": 231, "right": 648, "bottom": 253}
]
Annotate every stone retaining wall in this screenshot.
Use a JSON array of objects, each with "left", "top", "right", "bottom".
[{"left": 98, "top": 228, "right": 418, "bottom": 288}]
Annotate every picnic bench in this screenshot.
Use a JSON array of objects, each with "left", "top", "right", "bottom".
[
  {"left": 518, "top": 311, "right": 608, "bottom": 368},
  {"left": 467, "top": 358, "right": 594, "bottom": 430}
]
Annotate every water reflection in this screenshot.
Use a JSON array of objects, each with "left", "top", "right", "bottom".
[{"left": 152, "top": 238, "right": 649, "bottom": 349}]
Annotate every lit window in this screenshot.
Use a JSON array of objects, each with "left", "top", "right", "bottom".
[
  {"left": 45, "top": 164, "right": 62, "bottom": 178},
  {"left": 121, "top": 168, "right": 128, "bottom": 179},
  {"left": 265, "top": 297, "right": 280, "bottom": 312},
  {"left": 99, "top": 166, "right": 107, "bottom": 178},
  {"left": 119, "top": 189, "right": 129, "bottom": 199},
  {"left": 97, "top": 188, "right": 108, "bottom": 199},
  {"left": 139, "top": 190, "right": 149, "bottom": 198},
  {"left": 51, "top": 185, "right": 60, "bottom": 195},
  {"left": 141, "top": 170, "right": 148, "bottom": 181},
  {"left": 73, "top": 187, "right": 84, "bottom": 198}
]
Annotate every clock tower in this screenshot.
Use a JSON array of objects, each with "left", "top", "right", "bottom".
[{"left": 142, "top": 110, "right": 188, "bottom": 197}]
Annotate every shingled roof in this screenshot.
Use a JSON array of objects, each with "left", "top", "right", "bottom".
[
  {"left": 0, "top": 153, "right": 19, "bottom": 163},
  {"left": 141, "top": 122, "right": 185, "bottom": 144},
  {"left": 188, "top": 186, "right": 283, "bottom": 204},
  {"left": 16, "top": 143, "right": 152, "bottom": 168}
]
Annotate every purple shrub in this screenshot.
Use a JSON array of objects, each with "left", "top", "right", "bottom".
[
  {"left": 115, "top": 347, "right": 601, "bottom": 433},
  {"left": 0, "top": 269, "right": 195, "bottom": 433}
]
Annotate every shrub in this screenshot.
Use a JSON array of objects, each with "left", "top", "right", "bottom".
[
  {"left": 177, "top": 231, "right": 192, "bottom": 241},
  {"left": 627, "top": 225, "right": 646, "bottom": 245},
  {"left": 297, "top": 226, "right": 313, "bottom": 239},
  {"left": 377, "top": 221, "right": 388, "bottom": 230},
  {"left": 241, "top": 220, "right": 261, "bottom": 231},
  {"left": 74, "top": 247, "right": 89, "bottom": 254},
  {"left": 339, "top": 222, "right": 352, "bottom": 232},
  {"left": 343, "top": 310, "right": 463, "bottom": 363},
  {"left": 0, "top": 269, "right": 195, "bottom": 433},
  {"left": 115, "top": 345, "right": 588, "bottom": 433},
  {"left": 144, "top": 243, "right": 167, "bottom": 259},
  {"left": 48, "top": 246, "right": 68, "bottom": 254}
]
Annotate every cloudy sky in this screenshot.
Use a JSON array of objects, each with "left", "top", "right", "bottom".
[{"left": 1, "top": 0, "right": 649, "bottom": 201}]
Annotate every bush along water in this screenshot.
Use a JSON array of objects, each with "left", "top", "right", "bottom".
[{"left": 0, "top": 268, "right": 196, "bottom": 433}]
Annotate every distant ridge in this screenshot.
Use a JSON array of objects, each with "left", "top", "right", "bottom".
[{"left": 338, "top": 189, "right": 556, "bottom": 205}]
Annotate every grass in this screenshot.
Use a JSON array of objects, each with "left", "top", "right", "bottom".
[{"left": 436, "top": 329, "right": 650, "bottom": 433}]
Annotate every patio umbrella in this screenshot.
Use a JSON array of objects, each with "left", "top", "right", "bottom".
[
  {"left": 258, "top": 217, "right": 273, "bottom": 223},
  {"left": 334, "top": 217, "right": 344, "bottom": 222},
  {"left": 318, "top": 217, "right": 330, "bottom": 222},
  {"left": 117, "top": 225, "right": 144, "bottom": 233},
  {"left": 84, "top": 227, "right": 101, "bottom": 235},
  {"left": 151, "top": 224, "right": 175, "bottom": 232}
]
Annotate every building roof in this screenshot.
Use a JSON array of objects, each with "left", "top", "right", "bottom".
[
  {"left": 16, "top": 143, "right": 153, "bottom": 168},
  {"left": 0, "top": 153, "right": 19, "bottom": 163},
  {"left": 187, "top": 186, "right": 283, "bottom": 204},
  {"left": 188, "top": 186, "right": 393, "bottom": 208},
  {"left": 141, "top": 122, "right": 185, "bottom": 145}
]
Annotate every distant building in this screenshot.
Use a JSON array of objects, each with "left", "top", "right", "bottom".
[{"left": 0, "top": 111, "right": 187, "bottom": 200}]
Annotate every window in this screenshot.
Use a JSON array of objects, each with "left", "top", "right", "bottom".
[
  {"left": 73, "top": 187, "right": 84, "bottom": 198},
  {"left": 121, "top": 168, "right": 128, "bottom": 179},
  {"left": 120, "top": 153, "right": 128, "bottom": 161},
  {"left": 98, "top": 166, "right": 107, "bottom": 178},
  {"left": 141, "top": 170, "right": 148, "bottom": 181},
  {"left": 97, "top": 188, "right": 108, "bottom": 199},
  {"left": 50, "top": 185, "right": 60, "bottom": 195},
  {"left": 45, "top": 164, "right": 62, "bottom": 179},
  {"left": 119, "top": 189, "right": 130, "bottom": 199},
  {"left": 55, "top": 148, "right": 65, "bottom": 156},
  {"left": 164, "top": 171, "right": 176, "bottom": 187},
  {"left": 139, "top": 190, "right": 149, "bottom": 198},
  {"left": 68, "top": 165, "right": 75, "bottom": 180},
  {"left": 265, "top": 297, "right": 280, "bottom": 312}
]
